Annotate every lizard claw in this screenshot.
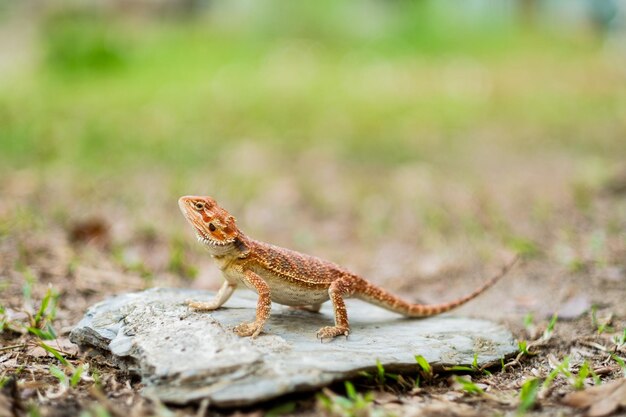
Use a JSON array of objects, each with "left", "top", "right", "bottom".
[
  {"left": 234, "top": 321, "right": 264, "bottom": 338},
  {"left": 187, "top": 300, "right": 220, "bottom": 311},
  {"left": 316, "top": 326, "right": 350, "bottom": 342}
]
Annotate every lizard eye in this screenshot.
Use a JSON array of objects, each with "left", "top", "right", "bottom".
[
  {"left": 208, "top": 223, "right": 216, "bottom": 232},
  {"left": 194, "top": 202, "right": 205, "bottom": 210}
]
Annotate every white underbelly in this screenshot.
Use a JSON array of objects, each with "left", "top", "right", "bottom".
[
  {"left": 238, "top": 273, "right": 329, "bottom": 306},
  {"left": 267, "top": 281, "right": 330, "bottom": 306}
]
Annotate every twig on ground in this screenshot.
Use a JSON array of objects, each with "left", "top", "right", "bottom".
[
  {"left": 0, "top": 344, "right": 27, "bottom": 352},
  {"left": 502, "top": 339, "right": 548, "bottom": 372}
]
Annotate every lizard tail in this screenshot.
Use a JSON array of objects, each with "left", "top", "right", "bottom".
[{"left": 355, "top": 256, "right": 518, "bottom": 317}]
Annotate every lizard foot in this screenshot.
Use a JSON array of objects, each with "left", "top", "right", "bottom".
[
  {"left": 316, "top": 326, "right": 349, "bottom": 341},
  {"left": 234, "top": 321, "right": 264, "bottom": 338},
  {"left": 187, "top": 300, "right": 220, "bottom": 311}
]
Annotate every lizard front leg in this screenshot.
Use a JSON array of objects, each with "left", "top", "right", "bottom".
[
  {"left": 188, "top": 280, "right": 236, "bottom": 311},
  {"left": 317, "top": 277, "right": 354, "bottom": 341},
  {"left": 234, "top": 270, "right": 271, "bottom": 338}
]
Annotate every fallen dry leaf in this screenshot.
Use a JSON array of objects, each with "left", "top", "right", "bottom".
[
  {"left": 562, "top": 378, "right": 626, "bottom": 417},
  {"left": 69, "top": 217, "right": 110, "bottom": 248},
  {"left": 49, "top": 337, "right": 80, "bottom": 356},
  {"left": 27, "top": 337, "right": 79, "bottom": 359}
]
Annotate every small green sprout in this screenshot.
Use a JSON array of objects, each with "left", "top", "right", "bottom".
[
  {"left": 517, "top": 340, "right": 538, "bottom": 357},
  {"left": 611, "top": 354, "right": 626, "bottom": 377},
  {"left": 573, "top": 361, "right": 590, "bottom": 390},
  {"left": 414, "top": 354, "right": 433, "bottom": 387},
  {"left": 317, "top": 381, "right": 378, "bottom": 417},
  {"left": 27, "top": 287, "right": 59, "bottom": 340},
  {"left": 28, "top": 404, "right": 43, "bottom": 417},
  {"left": 38, "top": 341, "right": 69, "bottom": 365},
  {"left": 49, "top": 364, "right": 68, "bottom": 385},
  {"left": 50, "top": 364, "right": 86, "bottom": 388},
  {"left": 40, "top": 338, "right": 87, "bottom": 387},
  {"left": 446, "top": 353, "right": 490, "bottom": 375},
  {"left": 0, "top": 304, "right": 7, "bottom": 333},
  {"left": 345, "top": 380, "right": 357, "bottom": 399},
  {"left": 359, "top": 359, "right": 398, "bottom": 386},
  {"left": 518, "top": 340, "right": 529, "bottom": 355},
  {"left": 415, "top": 355, "right": 432, "bottom": 377},
  {"left": 568, "top": 257, "right": 586, "bottom": 272},
  {"left": 447, "top": 365, "right": 474, "bottom": 372},
  {"left": 22, "top": 268, "right": 36, "bottom": 303},
  {"left": 33, "top": 287, "right": 58, "bottom": 327},
  {"left": 453, "top": 375, "right": 483, "bottom": 395},
  {"left": 70, "top": 365, "right": 85, "bottom": 388},
  {"left": 91, "top": 367, "right": 102, "bottom": 389},
  {"left": 542, "top": 313, "right": 558, "bottom": 340},
  {"left": 376, "top": 359, "right": 386, "bottom": 383},
  {"left": 590, "top": 306, "right": 614, "bottom": 334},
  {"left": 572, "top": 360, "right": 600, "bottom": 389},
  {"left": 266, "top": 401, "right": 296, "bottom": 417},
  {"left": 506, "top": 236, "right": 540, "bottom": 258},
  {"left": 516, "top": 378, "right": 540, "bottom": 416},
  {"left": 523, "top": 313, "right": 534, "bottom": 330},
  {"left": 543, "top": 356, "right": 571, "bottom": 390},
  {"left": 375, "top": 360, "right": 398, "bottom": 383}
]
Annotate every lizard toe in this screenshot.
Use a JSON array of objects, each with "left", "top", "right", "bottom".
[
  {"left": 316, "top": 326, "right": 349, "bottom": 341},
  {"left": 187, "top": 300, "right": 220, "bottom": 311},
  {"left": 234, "top": 321, "right": 264, "bottom": 338}
]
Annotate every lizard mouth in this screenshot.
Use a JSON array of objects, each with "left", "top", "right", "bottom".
[{"left": 196, "top": 232, "right": 234, "bottom": 247}]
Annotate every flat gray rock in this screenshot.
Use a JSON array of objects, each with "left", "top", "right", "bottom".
[{"left": 70, "top": 288, "right": 517, "bottom": 407}]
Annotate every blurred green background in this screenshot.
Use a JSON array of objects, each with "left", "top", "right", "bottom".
[
  {"left": 1, "top": 0, "right": 625, "bottom": 274},
  {"left": 2, "top": 0, "right": 624, "bottom": 170}
]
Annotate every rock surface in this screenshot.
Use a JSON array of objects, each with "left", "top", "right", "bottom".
[{"left": 70, "top": 288, "right": 518, "bottom": 407}]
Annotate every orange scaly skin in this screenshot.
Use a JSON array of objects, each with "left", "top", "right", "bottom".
[{"left": 179, "top": 196, "right": 517, "bottom": 340}]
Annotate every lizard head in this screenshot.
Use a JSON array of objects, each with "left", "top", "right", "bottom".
[{"left": 178, "top": 196, "right": 242, "bottom": 254}]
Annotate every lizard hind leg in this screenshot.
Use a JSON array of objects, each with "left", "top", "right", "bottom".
[{"left": 316, "top": 277, "right": 356, "bottom": 341}]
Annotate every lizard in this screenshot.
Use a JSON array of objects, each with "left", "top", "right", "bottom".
[{"left": 178, "top": 195, "right": 517, "bottom": 340}]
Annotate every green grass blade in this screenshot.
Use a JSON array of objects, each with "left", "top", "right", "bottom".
[{"left": 38, "top": 341, "right": 69, "bottom": 366}]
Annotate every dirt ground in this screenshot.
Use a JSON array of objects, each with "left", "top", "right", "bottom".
[{"left": 1, "top": 147, "right": 625, "bottom": 417}]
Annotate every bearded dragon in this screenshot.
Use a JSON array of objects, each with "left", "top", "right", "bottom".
[{"left": 179, "top": 195, "right": 517, "bottom": 340}]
